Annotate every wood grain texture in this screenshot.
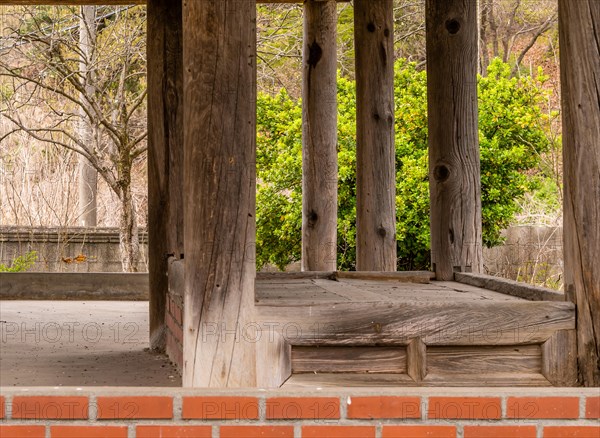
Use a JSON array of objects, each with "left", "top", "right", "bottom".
[
  {"left": 292, "top": 346, "right": 406, "bottom": 374},
  {"left": 426, "top": 0, "right": 482, "bottom": 280},
  {"left": 257, "top": 301, "right": 574, "bottom": 345},
  {"left": 407, "top": 338, "right": 426, "bottom": 382},
  {"left": 182, "top": 0, "right": 257, "bottom": 387},
  {"left": 335, "top": 271, "right": 433, "bottom": 283},
  {"left": 257, "top": 331, "right": 291, "bottom": 388},
  {"left": 283, "top": 372, "right": 550, "bottom": 387},
  {"left": 302, "top": 0, "right": 338, "bottom": 271},
  {"left": 558, "top": 0, "right": 600, "bottom": 387},
  {"left": 147, "top": 0, "right": 183, "bottom": 351},
  {"left": 427, "top": 345, "right": 542, "bottom": 374},
  {"left": 542, "top": 329, "right": 578, "bottom": 386},
  {"left": 455, "top": 272, "right": 565, "bottom": 301},
  {"left": 354, "top": 0, "right": 396, "bottom": 271}
]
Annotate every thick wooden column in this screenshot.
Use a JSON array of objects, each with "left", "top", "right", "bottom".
[
  {"left": 182, "top": 0, "right": 257, "bottom": 387},
  {"left": 302, "top": 0, "right": 338, "bottom": 271},
  {"left": 425, "top": 0, "right": 482, "bottom": 281},
  {"left": 558, "top": 0, "right": 600, "bottom": 387},
  {"left": 147, "top": 0, "right": 183, "bottom": 350},
  {"left": 354, "top": 0, "right": 396, "bottom": 272}
]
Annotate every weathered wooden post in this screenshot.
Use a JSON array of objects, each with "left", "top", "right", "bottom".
[
  {"left": 558, "top": 0, "right": 600, "bottom": 387},
  {"left": 354, "top": 0, "right": 397, "bottom": 271},
  {"left": 147, "top": 0, "right": 183, "bottom": 351},
  {"left": 426, "top": 0, "right": 482, "bottom": 281},
  {"left": 302, "top": 0, "right": 338, "bottom": 272},
  {"left": 182, "top": 0, "right": 257, "bottom": 387}
]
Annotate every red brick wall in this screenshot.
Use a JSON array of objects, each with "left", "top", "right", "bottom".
[{"left": 1, "top": 389, "right": 598, "bottom": 437}]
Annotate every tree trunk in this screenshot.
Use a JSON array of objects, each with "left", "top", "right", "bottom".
[
  {"left": 77, "top": 5, "right": 98, "bottom": 227},
  {"left": 119, "top": 181, "right": 140, "bottom": 273},
  {"left": 302, "top": 0, "right": 338, "bottom": 271},
  {"left": 354, "top": 0, "right": 397, "bottom": 272},
  {"left": 182, "top": 0, "right": 257, "bottom": 387},
  {"left": 558, "top": 0, "right": 600, "bottom": 387},
  {"left": 426, "top": 0, "right": 483, "bottom": 280}
]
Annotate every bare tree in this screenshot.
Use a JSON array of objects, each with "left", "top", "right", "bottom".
[
  {"left": 479, "top": 0, "right": 557, "bottom": 75},
  {"left": 0, "top": 6, "right": 147, "bottom": 271}
]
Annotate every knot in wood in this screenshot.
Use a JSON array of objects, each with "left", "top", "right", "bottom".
[
  {"left": 307, "top": 41, "right": 323, "bottom": 68},
  {"left": 373, "top": 322, "right": 382, "bottom": 333},
  {"left": 445, "top": 19, "right": 461, "bottom": 34},
  {"left": 434, "top": 164, "right": 450, "bottom": 182},
  {"left": 367, "top": 22, "right": 376, "bottom": 33},
  {"left": 377, "top": 227, "right": 387, "bottom": 238},
  {"left": 308, "top": 210, "right": 319, "bottom": 228}
]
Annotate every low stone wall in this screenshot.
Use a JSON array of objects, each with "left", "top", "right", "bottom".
[
  {"left": 483, "top": 226, "right": 563, "bottom": 290},
  {"left": 0, "top": 227, "right": 148, "bottom": 272},
  {"left": 0, "top": 388, "right": 597, "bottom": 437},
  {"left": 0, "top": 272, "right": 148, "bottom": 300}
]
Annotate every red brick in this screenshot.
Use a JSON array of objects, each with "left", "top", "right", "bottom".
[
  {"left": 586, "top": 396, "right": 600, "bottom": 419},
  {"left": 464, "top": 425, "right": 537, "bottom": 438},
  {"left": 382, "top": 425, "right": 456, "bottom": 438},
  {"left": 182, "top": 396, "right": 259, "bottom": 420},
  {"left": 50, "top": 426, "right": 127, "bottom": 438},
  {"left": 97, "top": 396, "right": 172, "bottom": 419},
  {"left": 136, "top": 425, "right": 212, "bottom": 438},
  {"left": 427, "top": 397, "right": 501, "bottom": 419},
  {"left": 11, "top": 396, "right": 88, "bottom": 419},
  {"left": 347, "top": 396, "right": 421, "bottom": 419},
  {"left": 0, "top": 425, "right": 46, "bottom": 438},
  {"left": 266, "top": 397, "right": 339, "bottom": 419},
  {"left": 303, "top": 426, "right": 375, "bottom": 438},
  {"left": 507, "top": 397, "right": 579, "bottom": 419},
  {"left": 220, "top": 426, "right": 293, "bottom": 438},
  {"left": 0, "top": 396, "right": 4, "bottom": 419},
  {"left": 543, "top": 426, "right": 600, "bottom": 438}
]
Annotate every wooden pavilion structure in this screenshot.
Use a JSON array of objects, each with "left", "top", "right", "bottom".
[{"left": 2, "top": 0, "right": 598, "bottom": 388}]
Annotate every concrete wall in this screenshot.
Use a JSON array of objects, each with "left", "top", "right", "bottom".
[
  {"left": 0, "top": 388, "right": 597, "bottom": 437},
  {"left": 483, "top": 226, "right": 563, "bottom": 290},
  {"left": 0, "top": 227, "right": 148, "bottom": 273}
]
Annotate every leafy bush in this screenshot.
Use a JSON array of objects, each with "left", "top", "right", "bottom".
[
  {"left": 256, "top": 59, "right": 553, "bottom": 270},
  {"left": 0, "top": 251, "right": 38, "bottom": 272}
]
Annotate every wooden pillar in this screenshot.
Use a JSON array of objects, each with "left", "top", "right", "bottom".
[
  {"left": 558, "top": 0, "right": 600, "bottom": 387},
  {"left": 182, "top": 0, "right": 257, "bottom": 387},
  {"left": 302, "top": 0, "right": 338, "bottom": 271},
  {"left": 425, "top": 0, "right": 482, "bottom": 281},
  {"left": 147, "top": 0, "right": 183, "bottom": 350},
  {"left": 354, "top": 0, "right": 396, "bottom": 272}
]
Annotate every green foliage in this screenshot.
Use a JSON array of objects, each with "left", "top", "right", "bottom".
[
  {"left": 256, "top": 59, "right": 553, "bottom": 270},
  {"left": 0, "top": 251, "right": 38, "bottom": 272}
]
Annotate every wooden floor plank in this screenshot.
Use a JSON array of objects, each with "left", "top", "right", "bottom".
[{"left": 256, "top": 301, "right": 575, "bottom": 345}]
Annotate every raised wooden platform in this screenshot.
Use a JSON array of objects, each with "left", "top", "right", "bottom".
[{"left": 254, "top": 272, "right": 576, "bottom": 388}]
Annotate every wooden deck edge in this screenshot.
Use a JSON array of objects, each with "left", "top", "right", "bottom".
[
  {"left": 454, "top": 272, "right": 565, "bottom": 302},
  {"left": 335, "top": 270, "right": 435, "bottom": 283},
  {"left": 257, "top": 271, "right": 336, "bottom": 280}
]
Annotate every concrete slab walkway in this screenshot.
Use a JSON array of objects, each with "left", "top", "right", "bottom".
[{"left": 0, "top": 301, "right": 181, "bottom": 387}]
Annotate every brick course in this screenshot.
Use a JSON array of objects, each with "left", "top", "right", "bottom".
[{"left": 0, "top": 389, "right": 598, "bottom": 438}]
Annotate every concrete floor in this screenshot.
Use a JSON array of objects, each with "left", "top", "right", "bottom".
[{"left": 0, "top": 301, "right": 181, "bottom": 387}]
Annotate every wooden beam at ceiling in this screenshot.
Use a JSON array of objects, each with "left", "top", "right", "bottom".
[{"left": 0, "top": 1, "right": 350, "bottom": 5}]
